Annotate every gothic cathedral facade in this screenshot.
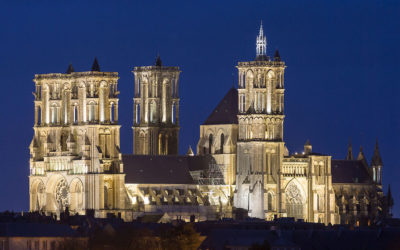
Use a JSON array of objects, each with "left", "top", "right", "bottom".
[{"left": 29, "top": 24, "right": 388, "bottom": 225}]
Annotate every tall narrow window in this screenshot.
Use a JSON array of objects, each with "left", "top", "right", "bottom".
[
  {"left": 89, "top": 102, "right": 95, "bottom": 122},
  {"left": 268, "top": 193, "right": 272, "bottom": 210},
  {"left": 110, "top": 103, "right": 114, "bottom": 123},
  {"left": 172, "top": 103, "right": 176, "bottom": 124},
  {"left": 51, "top": 105, "right": 58, "bottom": 124},
  {"left": 208, "top": 134, "right": 213, "bottom": 154},
  {"left": 38, "top": 106, "right": 42, "bottom": 125},
  {"left": 220, "top": 133, "right": 224, "bottom": 154},
  {"left": 73, "top": 105, "right": 78, "bottom": 123},
  {"left": 136, "top": 104, "right": 140, "bottom": 124},
  {"left": 104, "top": 186, "right": 108, "bottom": 209},
  {"left": 151, "top": 101, "right": 157, "bottom": 123}
]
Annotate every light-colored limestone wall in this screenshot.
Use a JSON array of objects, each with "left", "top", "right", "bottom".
[
  {"left": 30, "top": 71, "right": 125, "bottom": 217},
  {"left": 132, "top": 66, "right": 181, "bottom": 155}
]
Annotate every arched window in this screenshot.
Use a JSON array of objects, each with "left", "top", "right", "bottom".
[
  {"left": 51, "top": 104, "right": 58, "bottom": 124},
  {"left": 110, "top": 102, "right": 114, "bottom": 123},
  {"left": 89, "top": 102, "right": 95, "bottom": 122},
  {"left": 150, "top": 101, "right": 157, "bottom": 123},
  {"left": 136, "top": 104, "right": 140, "bottom": 124},
  {"left": 220, "top": 133, "right": 225, "bottom": 154},
  {"left": 316, "top": 194, "right": 320, "bottom": 211},
  {"left": 104, "top": 186, "right": 108, "bottom": 209},
  {"left": 208, "top": 134, "right": 213, "bottom": 154},
  {"left": 267, "top": 193, "right": 273, "bottom": 211},
  {"left": 38, "top": 106, "right": 42, "bottom": 125},
  {"left": 172, "top": 103, "right": 176, "bottom": 124},
  {"left": 73, "top": 105, "right": 78, "bottom": 123}
]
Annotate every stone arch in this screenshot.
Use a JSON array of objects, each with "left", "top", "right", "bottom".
[
  {"left": 104, "top": 180, "right": 113, "bottom": 209},
  {"left": 285, "top": 179, "right": 306, "bottom": 220},
  {"left": 88, "top": 101, "right": 96, "bottom": 122},
  {"left": 69, "top": 178, "right": 84, "bottom": 213},
  {"left": 246, "top": 70, "right": 254, "bottom": 88},
  {"left": 30, "top": 179, "right": 45, "bottom": 211},
  {"left": 267, "top": 70, "right": 275, "bottom": 79},
  {"left": 265, "top": 190, "right": 276, "bottom": 211},
  {"left": 45, "top": 175, "right": 69, "bottom": 212}
]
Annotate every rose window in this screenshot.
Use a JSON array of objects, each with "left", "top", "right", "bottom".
[{"left": 55, "top": 179, "right": 69, "bottom": 208}]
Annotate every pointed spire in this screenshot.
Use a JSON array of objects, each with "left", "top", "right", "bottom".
[
  {"left": 357, "top": 146, "right": 364, "bottom": 160},
  {"left": 357, "top": 145, "right": 369, "bottom": 169},
  {"left": 66, "top": 63, "right": 74, "bottom": 74},
  {"left": 186, "top": 145, "right": 194, "bottom": 156},
  {"left": 91, "top": 57, "right": 100, "bottom": 72},
  {"left": 259, "top": 20, "right": 264, "bottom": 37},
  {"left": 155, "top": 55, "right": 162, "bottom": 67},
  {"left": 371, "top": 138, "right": 383, "bottom": 166},
  {"left": 346, "top": 137, "right": 354, "bottom": 160},
  {"left": 255, "top": 21, "right": 267, "bottom": 61}
]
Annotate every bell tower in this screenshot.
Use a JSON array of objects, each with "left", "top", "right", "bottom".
[
  {"left": 234, "top": 23, "right": 286, "bottom": 218},
  {"left": 29, "top": 59, "right": 126, "bottom": 218},
  {"left": 132, "top": 56, "right": 181, "bottom": 155}
]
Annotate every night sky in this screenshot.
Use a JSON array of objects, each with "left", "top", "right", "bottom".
[{"left": 1, "top": 1, "right": 399, "bottom": 216}]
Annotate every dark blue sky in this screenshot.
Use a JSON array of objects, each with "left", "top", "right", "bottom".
[{"left": 0, "top": 1, "right": 399, "bottom": 215}]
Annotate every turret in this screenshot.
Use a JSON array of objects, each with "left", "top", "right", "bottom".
[
  {"left": 304, "top": 140, "right": 312, "bottom": 155},
  {"left": 371, "top": 138, "right": 383, "bottom": 185}
]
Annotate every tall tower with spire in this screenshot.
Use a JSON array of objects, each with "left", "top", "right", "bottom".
[
  {"left": 132, "top": 56, "right": 181, "bottom": 155},
  {"left": 234, "top": 23, "right": 286, "bottom": 218}
]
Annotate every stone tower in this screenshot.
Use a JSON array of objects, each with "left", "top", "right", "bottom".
[
  {"left": 132, "top": 56, "right": 181, "bottom": 155},
  {"left": 234, "top": 23, "right": 286, "bottom": 218},
  {"left": 29, "top": 59, "right": 126, "bottom": 218}
]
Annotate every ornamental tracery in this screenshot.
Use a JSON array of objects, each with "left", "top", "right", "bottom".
[{"left": 55, "top": 179, "right": 69, "bottom": 209}]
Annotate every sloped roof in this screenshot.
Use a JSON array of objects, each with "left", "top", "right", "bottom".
[
  {"left": 123, "top": 155, "right": 213, "bottom": 184},
  {"left": 203, "top": 88, "right": 238, "bottom": 125},
  {"left": 331, "top": 160, "right": 373, "bottom": 184}
]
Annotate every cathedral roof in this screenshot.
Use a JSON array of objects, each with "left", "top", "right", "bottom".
[
  {"left": 123, "top": 154, "right": 213, "bottom": 184},
  {"left": 203, "top": 88, "right": 238, "bottom": 125},
  {"left": 331, "top": 160, "right": 373, "bottom": 184}
]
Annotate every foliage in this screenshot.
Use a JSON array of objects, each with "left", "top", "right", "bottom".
[{"left": 159, "top": 223, "right": 204, "bottom": 250}]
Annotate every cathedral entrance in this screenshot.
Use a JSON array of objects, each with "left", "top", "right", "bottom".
[{"left": 285, "top": 181, "right": 305, "bottom": 220}]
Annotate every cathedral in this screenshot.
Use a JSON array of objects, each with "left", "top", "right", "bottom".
[{"left": 29, "top": 24, "right": 390, "bottom": 225}]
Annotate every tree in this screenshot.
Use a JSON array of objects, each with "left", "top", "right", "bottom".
[{"left": 160, "top": 223, "right": 204, "bottom": 250}]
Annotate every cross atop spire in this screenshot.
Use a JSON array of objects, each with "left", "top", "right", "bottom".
[{"left": 255, "top": 21, "right": 267, "bottom": 61}]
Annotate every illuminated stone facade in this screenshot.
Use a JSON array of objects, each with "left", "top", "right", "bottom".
[
  {"left": 29, "top": 25, "right": 389, "bottom": 224},
  {"left": 29, "top": 60, "right": 126, "bottom": 218},
  {"left": 132, "top": 57, "right": 180, "bottom": 155}
]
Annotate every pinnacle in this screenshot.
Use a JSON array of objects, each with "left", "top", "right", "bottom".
[
  {"left": 66, "top": 63, "right": 74, "bottom": 74},
  {"left": 155, "top": 55, "right": 162, "bottom": 67},
  {"left": 91, "top": 57, "right": 100, "bottom": 72}
]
